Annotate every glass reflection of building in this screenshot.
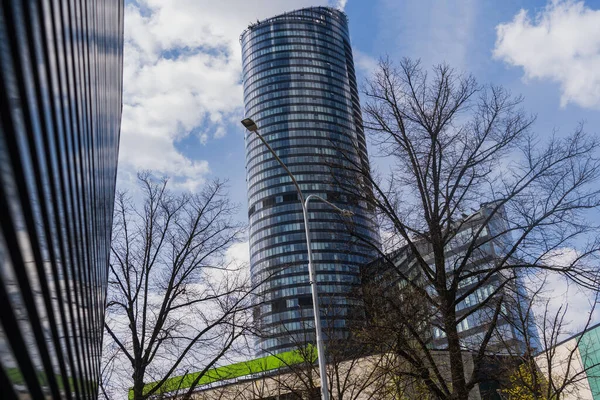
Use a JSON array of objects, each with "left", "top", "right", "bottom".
[
  {"left": 241, "top": 7, "right": 379, "bottom": 355},
  {"left": 0, "top": 0, "right": 123, "bottom": 398}
]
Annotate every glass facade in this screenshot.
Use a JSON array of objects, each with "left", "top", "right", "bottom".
[
  {"left": 366, "top": 204, "right": 541, "bottom": 355},
  {"left": 0, "top": 0, "right": 123, "bottom": 398},
  {"left": 241, "top": 7, "right": 379, "bottom": 355}
]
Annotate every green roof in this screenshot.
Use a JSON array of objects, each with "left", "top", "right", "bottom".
[{"left": 130, "top": 345, "right": 316, "bottom": 399}]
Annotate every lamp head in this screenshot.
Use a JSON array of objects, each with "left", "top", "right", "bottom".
[{"left": 241, "top": 118, "right": 258, "bottom": 132}]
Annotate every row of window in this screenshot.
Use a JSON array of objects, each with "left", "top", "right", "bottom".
[
  {"left": 246, "top": 143, "right": 348, "bottom": 170},
  {"left": 245, "top": 89, "right": 353, "bottom": 113},
  {"left": 244, "top": 67, "right": 351, "bottom": 96},
  {"left": 243, "top": 62, "right": 348, "bottom": 88},
  {"left": 253, "top": 263, "right": 361, "bottom": 285},
  {"left": 248, "top": 171, "right": 327, "bottom": 191},
  {"left": 260, "top": 272, "right": 359, "bottom": 293},
  {"left": 246, "top": 118, "right": 359, "bottom": 141},
  {"left": 265, "top": 321, "right": 313, "bottom": 334},
  {"left": 457, "top": 283, "right": 497, "bottom": 311},
  {"left": 258, "top": 338, "right": 297, "bottom": 353},
  {"left": 248, "top": 183, "right": 364, "bottom": 209},
  {"left": 251, "top": 240, "right": 366, "bottom": 264},
  {"left": 246, "top": 140, "right": 349, "bottom": 169},
  {"left": 244, "top": 77, "right": 356, "bottom": 105},
  {"left": 245, "top": 79, "right": 356, "bottom": 110},
  {"left": 261, "top": 307, "right": 353, "bottom": 326},
  {"left": 249, "top": 172, "right": 340, "bottom": 196},
  {"left": 251, "top": 104, "right": 354, "bottom": 127},
  {"left": 252, "top": 251, "right": 373, "bottom": 272},
  {"left": 246, "top": 155, "right": 339, "bottom": 178},
  {"left": 447, "top": 225, "right": 490, "bottom": 250},
  {"left": 246, "top": 135, "right": 365, "bottom": 160},
  {"left": 244, "top": 24, "right": 349, "bottom": 53},
  {"left": 249, "top": 198, "right": 366, "bottom": 225},
  {"left": 251, "top": 221, "right": 376, "bottom": 247},
  {"left": 457, "top": 273, "right": 480, "bottom": 289},
  {"left": 242, "top": 19, "right": 350, "bottom": 48},
  {"left": 247, "top": 162, "right": 360, "bottom": 191},
  {"left": 246, "top": 149, "right": 361, "bottom": 179},
  {"left": 249, "top": 202, "right": 302, "bottom": 226},
  {"left": 263, "top": 310, "right": 311, "bottom": 325},
  {"left": 252, "top": 225, "right": 351, "bottom": 246},
  {"left": 246, "top": 94, "right": 353, "bottom": 118},
  {"left": 250, "top": 231, "right": 359, "bottom": 256},
  {"left": 264, "top": 283, "right": 356, "bottom": 302},
  {"left": 248, "top": 184, "right": 369, "bottom": 211},
  {"left": 433, "top": 317, "right": 472, "bottom": 339},
  {"left": 243, "top": 56, "right": 350, "bottom": 86},
  {"left": 441, "top": 242, "right": 495, "bottom": 272},
  {"left": 242, "top": 33, "right": 348, "bottom": 60},
  {"left": 253, "top": 112, "right": 356, "bottom": 133},
  {"left": 255, "top": 134, "right": 359, "bottom": 157},
  {"left": 244, "top": 72, "right": 350, "bottom": 97},
  {"left": 242, "top": 20, "right": 349, "bottom": 49},
  {"left": 246, "top": 158, "right": 353, "bottom": 185},
  {"left": 243, "top": 42, "right": 347, "bottom": 64},
  {"left": 245, "top": 80, "right": 352, "bottom": 109},
  {"left": 257, "top": 330, "right": 351, "bottom": 354},
  {"left": 246, "top": 145, "right": 337, "bottom": 170},
  {"left": 433, "top": 304, "right": 522, "bottom": 345},
  {"left": 242, "top": 50, "right": 353, "bottom": 89},
  {"left": 247, "top": 173, "right": 335, "bottom": 198}
]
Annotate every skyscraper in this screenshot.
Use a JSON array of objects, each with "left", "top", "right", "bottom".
[
  {"left": 241, "top": 7, "right": 379, "bottom": 355},
  {"left": 0, "top": 0, "right": 123, "bottom": 398}
]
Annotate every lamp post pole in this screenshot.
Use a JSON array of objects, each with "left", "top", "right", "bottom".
[{"left": 241, "top": 118, "right": 353, "bottom": 400}]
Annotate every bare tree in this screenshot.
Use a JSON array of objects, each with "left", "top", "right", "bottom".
[
  {"left": 332, "top": 58, "right": 600, "bottom": 400},
  {"left": 102, "top": 173, "right": 256, "bottom": 400}
]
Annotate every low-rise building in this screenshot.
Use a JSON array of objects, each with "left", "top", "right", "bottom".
[{"left": 534, "top": 323, "right": 600, "bottom": 399}]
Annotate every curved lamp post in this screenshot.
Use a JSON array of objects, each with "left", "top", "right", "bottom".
[{"left": 241, "top": 118, "right": 354, "bottom": 400}]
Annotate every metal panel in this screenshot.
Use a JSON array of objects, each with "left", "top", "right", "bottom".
[{"left": 0, "top": 0, "right": 123, "bottom": 397}]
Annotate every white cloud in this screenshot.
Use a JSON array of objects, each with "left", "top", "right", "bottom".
[
  {"left": 329, "top": 0, "right": 348, "bottom": 11},
  {"left": 353, "top": 49, "right": 378, "bottom": 77},
  {"left": 119, "top": 0, "right": 326, "bottom": 190},
  {"left": 530, "top": 248, "right": 600, "bottom": 338},
  {"left": 225, "top": 240, "right": 250, "bottom": 267},
  {"left": 494, "top": 0, "right": 600, "bottom": 110}
]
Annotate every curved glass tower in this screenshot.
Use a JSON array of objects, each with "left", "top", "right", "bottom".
[{"left": 241, "top": 7, "right": 379, "bottom": 355}]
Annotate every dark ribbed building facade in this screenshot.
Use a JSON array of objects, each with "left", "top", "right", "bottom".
[
  {"left": 0, "top": 0, "right": 123, "bottom": 398},
  {"left": 241, "top": 7, "right": 379, "bottom": 355}
]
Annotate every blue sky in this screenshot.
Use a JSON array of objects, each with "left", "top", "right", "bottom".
[
  {"left": 120, "top": 0, "right": 600, "bottom": 205},
  {"left": 120, "top": 0, "right": 600, "bottom": 329}
]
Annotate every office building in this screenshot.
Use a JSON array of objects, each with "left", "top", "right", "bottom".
[
  {"left": 241, "top": 7, "right": 379, "bottom": 354},
  {"left": 0, "top": 0, "right": 123, "bottom": 398},
  {"left": 363, "top": 204, "right": 541, "bottom": 355}
]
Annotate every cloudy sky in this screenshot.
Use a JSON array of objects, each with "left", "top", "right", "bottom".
[{"left": 120, "top": 0, "right": 600, "bottom": 330}]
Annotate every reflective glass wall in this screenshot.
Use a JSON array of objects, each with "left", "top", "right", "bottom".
[
  {"left": 241, "top": 7, "right": 379, "bottom": 355},
  {"left": 0, "top": 0, "right": 123, "bottom": 398}
]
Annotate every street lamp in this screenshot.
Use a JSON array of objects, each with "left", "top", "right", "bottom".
[{"left": 241, "top": 118, "right": 354, "bottom": 400}]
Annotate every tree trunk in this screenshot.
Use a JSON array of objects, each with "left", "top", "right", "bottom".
[
  {"left": 443, "top": 298, "right": 469, "bottom": 400},
  {"left": 132, "top": 364, "right": 146, "bottom": 400}
]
